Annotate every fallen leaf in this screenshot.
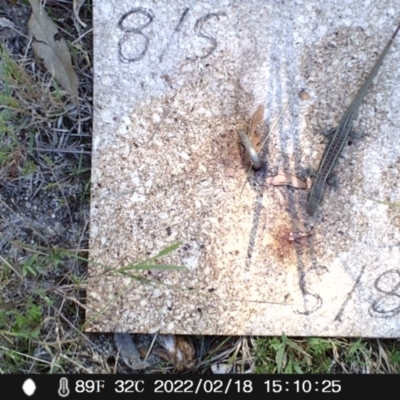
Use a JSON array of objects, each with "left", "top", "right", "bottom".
[
  {"left": 114, "top": 333, "right": 150, "bottom": 370},
  {"left": 266, "top": 171, "right": 307, "bottom": 189},
  {"left": 157, "top": 335, "right": 196, "bottom": 372},
  {"left": 28, "top": 0, "right": 79, "bottom": 104},
  {"left": 0, "top": 17, "right": 16, "bottom": 30},
  {"left": 151, "top": 347, "right": 171, "bottom": 361}
]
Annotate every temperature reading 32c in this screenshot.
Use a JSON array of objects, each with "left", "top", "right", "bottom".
[{"left": 115, "top": 380, "right": 144, "bottom": 393}]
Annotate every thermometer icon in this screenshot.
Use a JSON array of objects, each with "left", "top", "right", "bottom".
[{"left": 58, "top": 378, "right": 70, "bottom": 397}]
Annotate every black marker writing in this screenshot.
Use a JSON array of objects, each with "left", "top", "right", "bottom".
[
  {"left": 369, "top": 269, "right": 400, "bottom": 318},
  {"left": 118, "top": 8, "right": 154, "bottom": 63},
  {"left": 187, "top": 12, "right": 226, "bottom": 61},
  {"left": 159, "top": 7, "right": 190, "bottom": 62}
]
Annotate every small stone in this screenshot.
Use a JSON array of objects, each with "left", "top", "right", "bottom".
[{"left": 299, "top": 90, "right": 311, "bottom": 100}]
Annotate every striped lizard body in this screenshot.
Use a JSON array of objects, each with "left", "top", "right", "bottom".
[{"left": 307, "top": 22, "right": 400, "bottom": 215}]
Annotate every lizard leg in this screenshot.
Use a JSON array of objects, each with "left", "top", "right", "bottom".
[
  {"left": 304, "top": 166, "right": 316, "bottom": 179},
  {"left": 316, "top": 115, "right": 336, "bottom": 136},
  {"left": 321, "top": 127, "right": 336, "bottom": 137},
  {"left": 348, "top": 129, "right": 365, "bottom": 141},
  {"left": 327, "top": 174, "right": 337, "bottom": 187}
]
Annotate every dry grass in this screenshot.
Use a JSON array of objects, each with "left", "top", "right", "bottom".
[{"left": 1, "top": 0, "right": 400, "bottom": 374}]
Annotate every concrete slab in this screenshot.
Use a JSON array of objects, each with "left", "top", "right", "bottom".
[{"left": 88, "top": 0, "right": 400, "bottom": 336}]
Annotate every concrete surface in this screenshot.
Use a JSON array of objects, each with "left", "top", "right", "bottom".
[{"left": 88, "top": 0, "right": 400, "bottom": 336}]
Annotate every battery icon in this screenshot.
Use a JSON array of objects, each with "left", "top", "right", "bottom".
[{"left": 22, "top": 379, "right": 36, "bottom": 396}]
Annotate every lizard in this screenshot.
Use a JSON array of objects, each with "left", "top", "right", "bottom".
[{"left": 306, "top": 22, "right": 400, "bottom": 216}]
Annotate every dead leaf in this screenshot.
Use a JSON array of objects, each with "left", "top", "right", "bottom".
[
  {"left": 28, "top": 0, "right": 79, "bottom": 104},
  {"left": 157, "top": 335, "right": 196, "bottom": 372},
  {"left": 0, "top": 17, "right": 16, "bottom": 30},
  {"left": 73, "top": 0, "right": 86, "bottom": 28},
  {"left": 266, "top": 171, "right": 307, "bottom": 189},
  {"left": 151, "top": 347, "right": 171, "bottom": 361},
  {"left": 114, "top": 333, "right": 150, "bottom": 370}
]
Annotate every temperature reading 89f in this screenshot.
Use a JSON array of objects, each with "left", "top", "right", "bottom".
[{"left": 75, "top": 380, "right": 105, "bottom": 393}]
